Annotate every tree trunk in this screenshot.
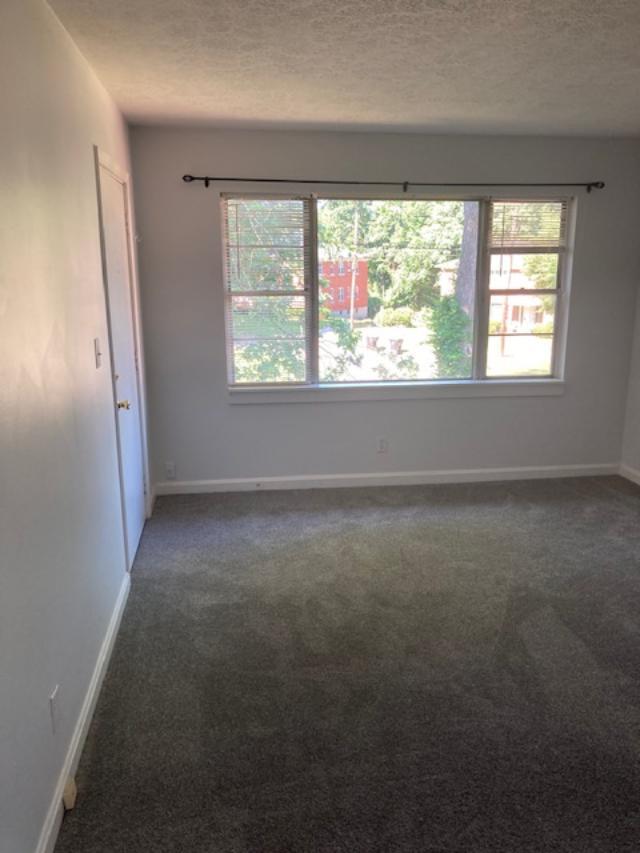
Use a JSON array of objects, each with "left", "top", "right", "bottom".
[{"left": 456, "top": 201, "right": 479, "bottom": 316}]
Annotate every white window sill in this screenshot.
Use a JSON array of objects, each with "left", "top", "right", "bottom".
[{"left": 227, "top": 379, "right": 565, "bottom": 405}]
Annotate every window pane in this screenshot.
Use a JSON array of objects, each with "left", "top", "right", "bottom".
[
  {"left": 491, "top": 201, "right": 567, "bottom": 249},
  {"left": 230, "top": 295, "right": 306, "bottom": 383},
  {"left": 225, "top": 198, "right": 306, "bottom": 292},
  {"left": 316, "top": 199, "right": 479, "bottom": 382},
  {"left": 486, "top": 335, "right": 553, "bottom": 377},
  {"left": 489, "top": 293, "right": 556, "bottom": 335},
  {"left": 490, "top": 253, "right": 559, "bottom": 291},
  {"left": 227, "top": 247, "right": 305, "bottom": 291}
]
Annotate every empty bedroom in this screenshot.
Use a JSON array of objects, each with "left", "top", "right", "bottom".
[{"left": 2, "top": 0, "right": 640, "bottom": 851}]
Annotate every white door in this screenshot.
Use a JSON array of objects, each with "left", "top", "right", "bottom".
[{"left": 97, "top": 156, "right": 146, "bottom": 569}]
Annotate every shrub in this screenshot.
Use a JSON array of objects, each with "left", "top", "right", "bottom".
[
  {"left": 375, "top": 306, "right": 415, "bottom": 327},
  {"left": 367, "top": 294, "right": 383, "bottom": 320},
  {"left": 430, "top": 296, "right": 471, "bottom": 378},
  {"left": 532, "top": 320, "right": 554, "bottom": 335}
]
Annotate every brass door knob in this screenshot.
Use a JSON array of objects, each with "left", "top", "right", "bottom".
[{"left": 117, "top": 400, "right": 131, "bottom": 410}]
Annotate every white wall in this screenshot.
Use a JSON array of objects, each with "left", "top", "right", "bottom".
[
  {"left": 0, "top": 1, "right": 132, "bottom": 850},
  {"left": 131, "top": 127, "right": 640, "bottom": 487},
  {"left": 622, "top": 288, "right": 640, "bottom": 476}
]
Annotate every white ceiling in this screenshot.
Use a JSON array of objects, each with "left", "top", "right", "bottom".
[{"left": 49, "top": 0, "right": 640, "bottom": 135}]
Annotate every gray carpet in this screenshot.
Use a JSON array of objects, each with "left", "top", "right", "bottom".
[{"left": 55, "top": 476, "right": 640, "bottom": 852}]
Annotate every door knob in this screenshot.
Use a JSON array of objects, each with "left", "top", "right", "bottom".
[{"left": 117, "top": 400, "right": 131, "bottom": 410}]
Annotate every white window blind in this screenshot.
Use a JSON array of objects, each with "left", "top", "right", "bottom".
[
  {"left": 490, "top": 201, "right": 568, "bottom": 251},
  {"left": 222, "top": 197, "right": 312, "bottom": 384}
]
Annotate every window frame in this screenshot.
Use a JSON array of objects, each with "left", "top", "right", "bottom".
[
  {"left": 221, "top": 192, "right": 573, "bottom": 395},
  {"left": 222, "top": 193, "right": 314, "bottom": 386},
  {"left": 477, "top": 198, "right": 570, "bottom": 381}
]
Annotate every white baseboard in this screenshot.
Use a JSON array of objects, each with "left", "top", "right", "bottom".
[
  {"left": 148, "top": 484, "right": 157, "bottom": 517},
  {"left": 619, "top": 463, "right": 640, "bottom": 486},
  {"left": 35, "top": 573, "right": 131, "bottom": 853},
  {"left": 155, "top": 463, "right": 619, "bottom": 496}
]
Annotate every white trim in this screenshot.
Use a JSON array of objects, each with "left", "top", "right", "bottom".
[
  {"left": 155, "top": 463, "right": 618, "bottom": 495},
  {"left": 228, "top": 378, "right": 565, "bottom": 404},
  {"left": 214, "top": 185, "right": 575, "bottom": 203},
  {"left": 95, "top": 146, "right": 152, "bottom": 523},
  {"left": 35, "top": 574, "right": 131, "bottom": 853},
  {"left": 122, "top": 169, "right": 152, "bottom": 521},
  {"left": 222, "top": 194, "right": 572, "bottom": 398},
  {"left": 619, "top": 464, "right": 640, "bottom": 487},
  {"left": 94, "top": 147, "right": 131, "bottom": 570},
  {"left": 148, "top": 485, "right": 158, "bottom": 517}
]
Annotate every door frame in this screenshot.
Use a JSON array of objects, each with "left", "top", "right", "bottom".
[{"left": 94, "top": 146, "right": 152, "bottom": 563}]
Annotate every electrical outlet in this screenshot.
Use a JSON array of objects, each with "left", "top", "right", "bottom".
[
  {"left": 49, "top": 685, "right": 60, "bottom": 734},
  {"left": 377, "top": 437, "right": 389, "bottom": 454},
  {"left": 165, "top": 461, "right": 176, "bottom": 481}
]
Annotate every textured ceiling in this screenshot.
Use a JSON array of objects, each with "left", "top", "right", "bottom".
[{"left": 49, "top": 0, "right": 640, "bottom": 134}]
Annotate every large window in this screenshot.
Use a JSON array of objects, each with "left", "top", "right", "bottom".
[{"left": 222, "top": 195, "right": 570, "bottom": 387}]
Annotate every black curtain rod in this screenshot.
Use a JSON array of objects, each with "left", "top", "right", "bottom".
[{"left": 182, "top": 174, "right": 605, "bottom": 193}]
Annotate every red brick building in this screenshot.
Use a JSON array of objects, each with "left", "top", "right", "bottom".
[{"left": 320, "top": 259, "right": 368, "bottom": 319}]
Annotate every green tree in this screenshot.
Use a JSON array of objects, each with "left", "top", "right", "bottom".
[
  {"left": 430, "top": 296, "right": 472, "bottom": 378},
  {"left": 318, "top": 278, "right": 362, "bottom": 380},
  {"left": 523, "top": 254, "right": 558, "bottom": 290},
  {"left": 317, "top": 199, "right": 467, "bottom": 313},
  {"left": 523, "top": 254, "right": 558, "bottom": 317},
  {"left": 366, "top": 201, "right": 464, "bottom": 310},
  {"left": 317, "top": 200, "right": 373, "bottom": 257},
  {"left": 234, "top": 338, "right": 305, "bottom": 383}
]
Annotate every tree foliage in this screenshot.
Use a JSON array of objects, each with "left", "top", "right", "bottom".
[
  {"left": 375, "top": 306, "right": 415, "bottom": 327},
  {"left": 429, "top": 296, "right": 472, "bottom": 378},
  {"left": 318, "top": 281, "right": 362, "bottom": 380},
  {"left": 523, "top": 254, "right": 558, "bottom": 290},
  {"left": 235, "top": 339, "right": 305, "bottom": 383},
  {"left": 318, "top": 199, "right": 465, "bottom": 311},
  {"left": 523, "top": 254, "right": 558, "bottom": 316}
]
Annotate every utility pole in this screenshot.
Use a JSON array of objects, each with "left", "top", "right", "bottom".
[{"left": 349, "top": 204, "right": 359, "bottom": 329}]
